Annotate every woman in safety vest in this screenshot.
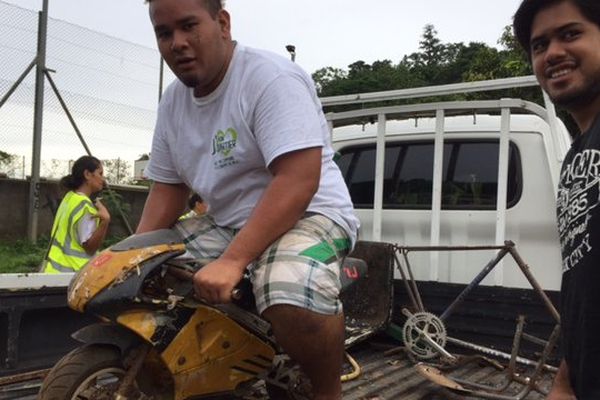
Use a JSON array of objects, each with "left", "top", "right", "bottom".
[
  {"left": 179, "top": 193, "right": 207, "bottom": 220},
  {"left": 43, "top": 156, "right": 111, "bottom": 273}
]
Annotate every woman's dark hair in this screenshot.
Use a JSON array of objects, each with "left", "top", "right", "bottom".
[
  {"left": 514, "top": 0, "right": 600, "bottom": 56},
  {"left": 60, "top": 156, "right": 101, "bottom": 190},
  {"left": 188, "top": 193, "right": 204, "bottom": 210}
]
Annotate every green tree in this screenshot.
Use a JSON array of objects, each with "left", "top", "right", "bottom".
[
  {"left": 103, "top": 158, "right": 132, "bottom": 185},
  {"left": 0, "top": 150, "right": 12, "bottom": 164},
  {"left": 0, "top": 150, "right": 21, "bottom": 178},
  {"left": 403, "top": 24, "right": 451, "bottom": 84},
  {"left": 312, "top": 67, "right": 347, "bottom": 92},
  {"left": 463, "top": 45, "right": 503, "bottom": 82},
  {"left": 419, "top": 24, "right": 445, "bottom": 67},
  {"left": 497, "top": 25, "right": 531, "bottom": 77},
  {"left": 312, "top": 22, "right": 562, "bottom": 121}
]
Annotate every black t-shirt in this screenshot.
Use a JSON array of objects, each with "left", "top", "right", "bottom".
[{"left": 557, "top": 113, "right": 600, "bottom": 399}]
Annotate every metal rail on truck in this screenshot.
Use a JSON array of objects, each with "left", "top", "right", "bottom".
[
  {"left": 322, "top": 75, "right": 571, "bottom": 286},
  {"left": 0, "top": 273, "right": 74, "bottom": 290}
]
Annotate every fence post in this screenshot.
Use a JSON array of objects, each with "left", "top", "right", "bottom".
[{"left": 27, "top": 0, "right": 49, "bottom": 241}]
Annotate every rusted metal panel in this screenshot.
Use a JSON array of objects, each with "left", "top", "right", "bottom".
[{"left": 342, "top": 241, "right": 395, "bottom": 347}]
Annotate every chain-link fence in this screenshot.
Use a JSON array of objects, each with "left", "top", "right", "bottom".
[{"left": 0, "top": 1, "right": 173, "bottom": 184}]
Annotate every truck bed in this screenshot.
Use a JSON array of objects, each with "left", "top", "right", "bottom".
[
  {"left": 0, "top": 339, "right": 554, "bottom": 400},
  {"left": 341, "top": 339, "right": 552, "bottom": 399},
  {"left": 1, "top": 259, "right": 559, "bottom": 399}
]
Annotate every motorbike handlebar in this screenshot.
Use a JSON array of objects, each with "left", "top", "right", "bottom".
[
  {"left": 231, "top": 288, "right": 243, "bottom": 300},
  {"left": 167, "top": 265, "right": 194, "bottom": 281},
  {"left": 166, "top": 265, "right": 243, "bottom": 301}
]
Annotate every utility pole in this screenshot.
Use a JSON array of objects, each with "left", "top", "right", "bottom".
[
  {"left": 27, "top": 0, "right": 49, "bottom": 240},
  {"left": 285, "top": 44, "right": 296, "bottom": 62},
  {"left": 158, "top": 57, "right": 164, "bottom": 103}
]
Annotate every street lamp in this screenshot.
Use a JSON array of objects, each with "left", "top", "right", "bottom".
[{"left": 285, "top": 44, "right": 296, "bottom": 62}]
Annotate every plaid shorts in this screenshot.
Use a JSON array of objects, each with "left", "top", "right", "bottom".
[{"left": 174, "top": 213, "right": 351, "bottom": 315}]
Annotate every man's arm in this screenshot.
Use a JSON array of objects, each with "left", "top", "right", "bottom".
[
  {"left": 548, "top": 359, "right": 576, "bottom": 400},
  {"left": 193, "top": 147, "right": 321, "bottom": 303},
  {"left": 137, "top": 182, "right": 190, "bottom": 233}
]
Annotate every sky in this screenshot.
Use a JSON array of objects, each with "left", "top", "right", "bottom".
[{"left": 2, "top": 0, "right": 524, "bottom": 75}]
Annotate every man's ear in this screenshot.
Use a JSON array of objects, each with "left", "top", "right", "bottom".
[{"left": 217, "top": 9, "right": 231, "bottom": 38}]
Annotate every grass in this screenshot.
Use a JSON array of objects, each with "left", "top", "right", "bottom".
[
  {"left": 0, "top": 237, "right": 49, "bottom": 274},
  {"left": 0, "top": 236, "right": 125, "bottom": 274}
]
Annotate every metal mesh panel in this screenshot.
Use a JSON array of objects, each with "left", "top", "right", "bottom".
[
  {"left": 0, "top": 1, "right": 170, "bottom": 183},
  {"left": 0, "top": 2, "right": 37, "bottom": 179}
]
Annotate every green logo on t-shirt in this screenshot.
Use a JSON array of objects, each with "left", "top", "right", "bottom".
[
  {"left": 212, "top": 127, "right": 239, "bottom": 169},
  {"left": 212, "top": 128, "right": 238, "bottom": 156}
]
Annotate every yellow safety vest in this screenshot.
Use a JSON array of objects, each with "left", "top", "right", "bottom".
[{"left": 44, "top": 191, "right": 98, "bottom": 274}]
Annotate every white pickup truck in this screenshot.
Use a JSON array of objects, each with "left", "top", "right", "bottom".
[
  {"left": 323, "top": 75, "right": 570, "bottom": 295},
  {"left": 0, "top": 77, "right": 568, "bottom": 399}
]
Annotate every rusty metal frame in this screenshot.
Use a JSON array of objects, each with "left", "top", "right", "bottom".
[{"left": 394, "top": 240, "right": 561, "bottom": 399}]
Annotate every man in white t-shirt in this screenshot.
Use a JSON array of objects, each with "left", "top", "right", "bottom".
[{"left": 139, "top": 0, "right": 359, "bottom": 398}]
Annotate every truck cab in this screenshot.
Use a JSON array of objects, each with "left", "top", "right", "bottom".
[{"left": 325, "top": 76, "right": 571, "bottom": 293}]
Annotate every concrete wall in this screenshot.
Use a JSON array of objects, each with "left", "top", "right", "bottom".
[{"left": 0, "top": 178, "right": 149, "bottom": 241}]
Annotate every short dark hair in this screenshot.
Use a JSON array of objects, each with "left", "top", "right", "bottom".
[
  {"left": 60, "top": 156, "right": 102, "bottom": 190},
  {"left": 514, "top": 0, "right": 600, "bottom": 56},
  {"left": 145, "top": 0, "right": 223, "bottom": 19},
  {"left": 188, "top": 193, "right": 203, "bottom": 210}
]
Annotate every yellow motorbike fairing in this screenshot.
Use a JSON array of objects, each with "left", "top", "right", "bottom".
[
  {"left": 116, "top": 309, "right": 161, "bottom": 342},
  {"left": 117, "top": 305, "right": 275, "bottom": 400},
  {"left": 68, "top": 242, "right": 185, "bottom": 312},
  {"left": 165, "top": 306, "right": 274, "bottom": 399}
]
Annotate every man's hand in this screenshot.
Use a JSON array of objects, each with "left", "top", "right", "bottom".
[
  {"left": 547, "top": 387, "right": 576, "bottom": 400},
  {"left": 547, "top": 360, "right": 575, "bottom": 400},
  {"left": 192, "top": 258, "right": 246, "bottom": 304}
]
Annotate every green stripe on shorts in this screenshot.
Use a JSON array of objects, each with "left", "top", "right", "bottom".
[{"left": 299, "top": 238, "right": 351, "bottom": 264}]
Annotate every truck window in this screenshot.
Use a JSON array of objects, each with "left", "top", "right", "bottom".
[{"left": 336, "top": 140, "right": 522, "bottom": 210}]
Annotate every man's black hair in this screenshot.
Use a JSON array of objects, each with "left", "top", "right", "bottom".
[
  {"left": 513, "top": 0, "right": 600, "bottom": 56},
  {"left": 145, "top": 0, "right": 223, "bottom": 19}
]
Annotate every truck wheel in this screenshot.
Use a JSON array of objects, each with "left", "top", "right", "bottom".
[{"left": 38, "top": 344, "right": 137, "bottom": 400}]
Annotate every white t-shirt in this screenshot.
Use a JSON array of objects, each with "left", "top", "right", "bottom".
[
  {"left": 74, "top": 191, "right": 96, "bottom": 245},
  {"left": 77, "top": 213, "right": 96, "bottom": 244},
  {"left": 146, "top": 43, "right": 359, "bottom": 244}
]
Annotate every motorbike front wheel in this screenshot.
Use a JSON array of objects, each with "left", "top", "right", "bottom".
[
  {"left": 265, "top": 364, "right": 313, "bottom": 400},
  {"left": 38, "top": 344, "right": 150, "bottom": 400}
]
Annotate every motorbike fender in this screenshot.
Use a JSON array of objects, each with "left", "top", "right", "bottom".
[{"left": 72, "top": 322, "right": 144, "bottom": 355}]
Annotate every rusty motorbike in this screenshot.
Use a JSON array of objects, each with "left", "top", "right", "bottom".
[{"left": 38, "top": 229, "right": 393, "bottom": 399}]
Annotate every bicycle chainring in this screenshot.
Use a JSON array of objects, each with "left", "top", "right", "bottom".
[{"left": 402, "top": 311, "right": 447, "bottom": 360}]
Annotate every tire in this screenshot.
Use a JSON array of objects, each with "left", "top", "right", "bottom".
[
  {"left": 266, "top": 384, "right": 293, "bottom": 400},
  {"left": 266, "top": 383, "right": 312, "bottom": 400},
  {"left": 38, "top": 344, "right": 128, "bottom": 400},
  {"left": 265, "top": 366, "right": 313, "bottom": 400}
]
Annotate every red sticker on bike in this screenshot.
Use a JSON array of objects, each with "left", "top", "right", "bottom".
[
  {"left": 91, "top": 253, "right": 112, "bottom": 267},
  {"left": 344, "top": 266, "right": 359, "bottom": 279}
]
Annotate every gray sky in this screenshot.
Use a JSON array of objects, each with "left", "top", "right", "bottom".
[{"left": 2, "top": 0, "right": 523, "bottom": 74}]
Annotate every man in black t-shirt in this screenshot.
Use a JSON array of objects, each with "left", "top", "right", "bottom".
[
  {"left": 514, "top": 0, "right": 600, "bottom": 398},
  {"left": 514, "top": 0, "right": 600, "bottom": 400}
]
